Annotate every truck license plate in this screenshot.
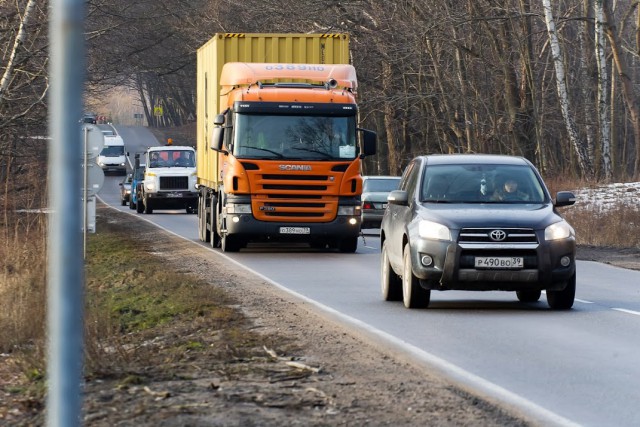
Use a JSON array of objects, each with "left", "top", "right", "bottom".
[
  {"left": 280, "top": 227, "right": 310, "bottom": 234},
  {"left": 475, "top": 256, "right": 523, "bottom": 269}
]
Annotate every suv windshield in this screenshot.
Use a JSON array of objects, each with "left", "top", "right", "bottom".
[
  {"left": 232, "top": 114, "right": 357, "bottom": 160},
  {"left": 420, "top": 164, "right": 546, "bottom": 203}
]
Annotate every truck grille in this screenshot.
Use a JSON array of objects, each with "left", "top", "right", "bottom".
[
  {"left": 160, "top": 176, "right": 188, "bottom": 190},
  {"left": 250, "top": 173, "right": 340, "bottom": 222}
]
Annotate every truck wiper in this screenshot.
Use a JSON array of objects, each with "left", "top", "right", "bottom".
[
  {"left": 291, "top": 147, "right": 332, "bottom": 159},
  {"left": 243, "top": 146, "right": 284, "bottom": 158}
]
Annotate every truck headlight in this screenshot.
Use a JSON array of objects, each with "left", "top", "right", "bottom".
[
  {"left": 145, "top": 182, "right": 156, "bottom": 191},
  {"left": 418, "top": 220, "right": 451, "bottom": 241},
  {"left": 338, "top": 205, "right": 361, "bottom": 216},
  {"left": 226, "top": 203, "right": 251, "bottom": 214},
  {"left": 545, "top": 220, "right": 574, "bottom": 241}
]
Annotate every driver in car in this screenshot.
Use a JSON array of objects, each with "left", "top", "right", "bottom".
[{"left": 492, "top": 178, "right": 530, "bottom": 201}]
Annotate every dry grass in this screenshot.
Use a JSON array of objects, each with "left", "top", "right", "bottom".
[{"left": 545, "top": 175, "right": 640, "bottom": 248}]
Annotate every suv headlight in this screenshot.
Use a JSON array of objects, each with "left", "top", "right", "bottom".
[
  {"left": 418, "top": 220, "right": 451, "bottom": 241},
  {"left": 545, "top": 220, "right": 574, "bottom": 241}
]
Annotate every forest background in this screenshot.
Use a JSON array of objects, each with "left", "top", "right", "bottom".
[
  {"left": 2, "top": 2, "right": 640, "bottom": 419},
  {"left": 5, "top": 0, "right": 640, "bottom": 185}
]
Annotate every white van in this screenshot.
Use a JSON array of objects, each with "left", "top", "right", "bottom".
[{"left": 97, "top": 129, "right": 126, "bottom": 174}]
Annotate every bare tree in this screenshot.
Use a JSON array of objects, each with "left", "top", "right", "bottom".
[
  {"left": 595, "top": 0, "right": 612, "bottom": 180},
  {"left": 542, "top": 0, "right": 594, "bottom": 177}
]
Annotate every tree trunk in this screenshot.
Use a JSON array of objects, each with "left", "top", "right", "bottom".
[
  {"left": 595, "top": 0, "right": 612, "bottom": 180},
  {"left": 0, "top": 0, "right": 37, "bottom": 105},
  {"left": 603, "top": 0, "right": 640, "bottom": 178},
  {"left": 542, "top": 0, "right": 594, "bottom": 177}
]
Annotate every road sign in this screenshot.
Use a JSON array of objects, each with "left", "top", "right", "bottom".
[
  {"left": 82, "top": 162, "right": 105, "bottom": 196},
  {"left": 81, "top": 124, "right": 105, "bottom": 159},
  {"left": 154, "top": 105, "right": 163, "bottom": 116}
]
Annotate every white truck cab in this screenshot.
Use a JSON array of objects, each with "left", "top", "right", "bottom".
[{"left": 137, "top": 145, "right": 198, "bottom": 214}]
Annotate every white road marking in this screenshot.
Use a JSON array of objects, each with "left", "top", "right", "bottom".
[
  {"left": 102, "top": 201, "right": 580, "bottom": 426},
  {"left": 613, "top": 308, "right": 640, "bottom": 316}
]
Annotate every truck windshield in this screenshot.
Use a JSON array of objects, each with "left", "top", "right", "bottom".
[
  {"left": 149, "top": 150, "right": 195, "bottom": 168},
  {"left": 232, "top": 114, "right": 357, "bottom": 160}
]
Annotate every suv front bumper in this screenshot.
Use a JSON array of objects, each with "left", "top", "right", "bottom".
[{"left": 409, "top": 236, "right": 575, "bottom": 291}]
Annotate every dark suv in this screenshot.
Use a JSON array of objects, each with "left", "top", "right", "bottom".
[{"left": 380, "top": 154, "right": 577, "bottom": 310}]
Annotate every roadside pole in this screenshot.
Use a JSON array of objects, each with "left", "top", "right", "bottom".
[{"left": 47, "top": 0, "right": 86, "bottom": 426}]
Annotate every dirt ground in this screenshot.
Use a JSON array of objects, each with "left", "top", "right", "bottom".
[{"left": 3, "top": 208, "right": 638, "bottom": 426}]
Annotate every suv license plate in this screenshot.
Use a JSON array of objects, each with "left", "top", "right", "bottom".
[
  {"left": 280, "top": 227, "right": 310, "bottom": 235},
  {"left": 475, "top": 256, "right": 523, "bottom": 269}
]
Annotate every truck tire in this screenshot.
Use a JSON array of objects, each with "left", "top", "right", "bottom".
[
  {"left": 136, "top": 195, "right": 144, "bottom": 213},
  {"left": 339, "top": 236, "right": 358, "bottom": 253},
  {"left": 221, "top": 234, "right": 241, "bottom": 252},
  {"left": 210, "top": 193, "right": 221, "bottom": 248},
  {"left": 143, "top": 197, "right": 153, "bottom": 214},
  {"left": 198, "top": 192, "right": 210, "bottom": 242}
]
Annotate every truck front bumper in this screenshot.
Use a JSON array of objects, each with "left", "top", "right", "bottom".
[
  {"left": 224, "top": 213, "right": 361, "bottom": 241},
  {"left": 147, "top": 191, "right": 198, "bottom": 208}
]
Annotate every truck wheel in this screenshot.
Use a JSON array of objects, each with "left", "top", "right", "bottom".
[
  {"left": 221, "top": 234, "right": 241, "bottom": 252},
  {"left": 143, "top": 197, "right": 153, "bottom": 214},
  {"left": 516, "top": 290, "right": 541, "bottom": 302},
  {"left": 338, "top": 236, "right": 358, "bottom": 253},
  {"left": 136, "top": 196, "right": 144, "bottom": 213},
  {"left": 198, "top": 193, "right": 210, "bottom": 242},
  {"left": 546, "top": 274, "right": 575, "bottom": 310},
  {"left": 210, "top": 193, "right": 221, "bottom": 248},
  {"left": 402, "top": 244, "right": 430, "bottom": 309},
  {"left": 381, "top": 241, "right": 402, "bottom": 301}
]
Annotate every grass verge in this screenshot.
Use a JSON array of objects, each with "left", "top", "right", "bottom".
[{"left": 0, "top": 208, "right": 294, "bottom": 424}]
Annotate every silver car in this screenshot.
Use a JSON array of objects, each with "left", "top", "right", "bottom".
[
  {"left": 361, "top": 176, "right": 401, "bottom": 229},
  {"left": 380, "top": 154, "right": 577, "bottom": 310}
]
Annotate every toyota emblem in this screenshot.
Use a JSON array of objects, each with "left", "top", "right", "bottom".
[{"left": 489, "top": 229, "right": 507, "bottom": 241}]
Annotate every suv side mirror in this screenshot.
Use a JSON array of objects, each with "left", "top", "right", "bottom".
[
  {"left": 387, "top": 190, "right": 408, "bottom": 206},
  {"left": 555, "top": 191, "right": 576, "bottom": 207}
]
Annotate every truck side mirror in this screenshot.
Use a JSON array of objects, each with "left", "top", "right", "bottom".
[
  {"left": 358, "top": 128, "right": 377, "bottom": 157},
  {"left": 213, "top": 114, "right": 225, "bottom": 126},
  {"left": 211, "top": 126, "right": 225, "bottom": 152}
]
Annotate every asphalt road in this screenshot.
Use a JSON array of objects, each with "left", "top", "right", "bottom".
[{"left": 98, "top": 125, "right": 640, "bottom": 427}]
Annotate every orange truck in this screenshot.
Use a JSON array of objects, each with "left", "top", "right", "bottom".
[{"left": 196, "top": 33, "right": 376, "bottom": 252}]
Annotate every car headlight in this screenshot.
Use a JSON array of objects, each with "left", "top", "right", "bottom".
[
  {"left": 338, "top": 205, "right": 361, "bottom": 216},
  {"left": 226, "top": 203, "right": 251, "bottom": 214},
  {"left": 545, "top": 220, "right": 574, "bottom": 241},
  {"left": 418, "top": 220, "right": 451, "bottom": 241}
]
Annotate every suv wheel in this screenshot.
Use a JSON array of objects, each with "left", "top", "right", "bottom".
[
  {"left": 402, "top": 244, "right": 430, "bottom": 309},
  {"left": 546, "top": 273, "right": 576, "bottom": 310},
  {"left": 381, "top": 241, "right": 402, "bottom": 301},
  {"left": 516, "top": 290, "right": 541, "bottom": 303}
]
